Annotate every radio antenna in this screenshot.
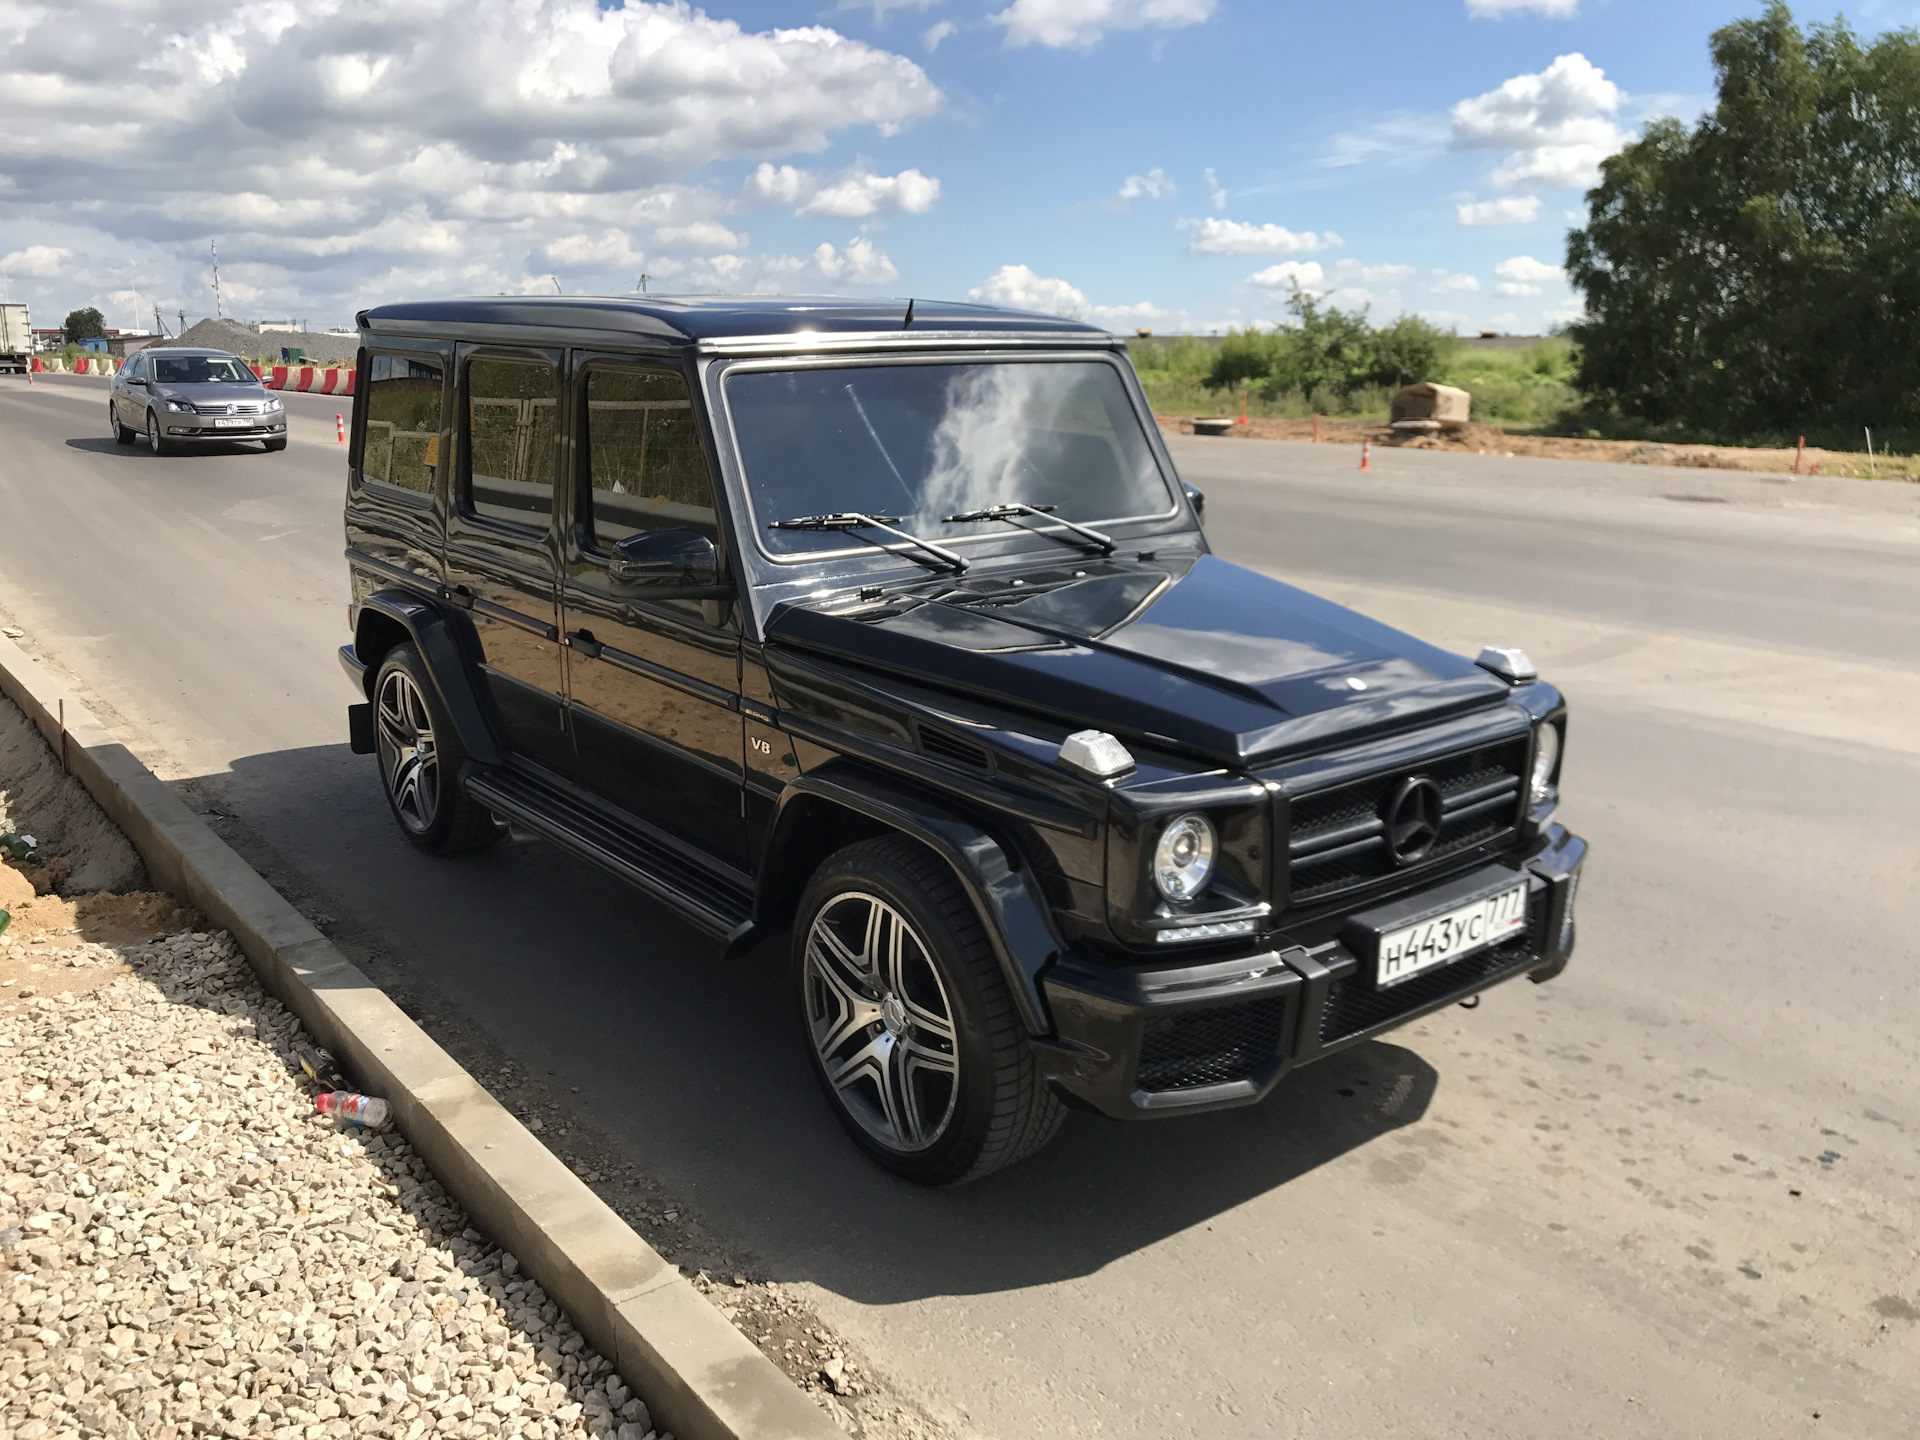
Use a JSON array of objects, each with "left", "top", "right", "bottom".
[{"left": 902, "top": 298, "right": 915, "bottom": 330}]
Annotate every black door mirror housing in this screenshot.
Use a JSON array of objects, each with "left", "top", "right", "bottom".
[{"left": 607, "top": 528, "right": 732, "bottom": 599}]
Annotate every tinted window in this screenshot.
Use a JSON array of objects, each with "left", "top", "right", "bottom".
[
  {"left": 725, "top": 361, "right": 1170, "bottom": 557},
  {"left": 151, "top": 354, "right": 252, "bottom": 384},
  {"left": 467, "top": 356, "right": 559, "bottom": 528},
  {"left": 361, "top": 354, "right": 445, "bottom": 496},
  {"left": 583, "top": 367, "right": 717, "bottom": 545}
]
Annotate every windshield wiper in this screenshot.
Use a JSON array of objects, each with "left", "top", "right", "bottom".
[
  {"left": 768, "top": 512, "right": 968, "bottom": 573},
  {"left": 943, "top": 502, "right": 1115, "bottom": 555}
]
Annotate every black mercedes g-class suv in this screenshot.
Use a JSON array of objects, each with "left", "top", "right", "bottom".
[{"left": 337, "top": 295, "right": 1586, "bottom": 1185}]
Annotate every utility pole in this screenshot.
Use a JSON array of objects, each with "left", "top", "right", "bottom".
[
  {"left": 210, "top": 240, "right": 226, "bottom": 319},
  {"left": 154, "top": 304, "right": 167, "bottom": 338}
]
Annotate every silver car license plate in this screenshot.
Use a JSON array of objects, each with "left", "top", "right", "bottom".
[
  {"left": 1376, "top": 884, "right": 1527, "bottom": 988},
  {"left": 213, "top": 417, "right": 250, "bottom": 427}
]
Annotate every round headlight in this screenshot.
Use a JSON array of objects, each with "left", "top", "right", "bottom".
[
  {"left": 1152, "top": 813, "right": 1216, "bottom": 902},
  {"left": 1530, "top": 723, "right": 1561, "bottom": 805}
]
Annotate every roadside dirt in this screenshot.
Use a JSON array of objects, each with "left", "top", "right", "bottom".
[{"left": 1155, "top": 413, "right": 1912, "bottom": 480}]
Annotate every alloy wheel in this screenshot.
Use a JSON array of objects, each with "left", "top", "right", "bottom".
[
  {"left": 376, "top": 667, "right": 440, "bottom": 833},
  {"left": 146, "top": 412, "right": 162, "bottom": 454},
  {"left": 803, "top": 891, "right": 960, "bottom": 1152}
]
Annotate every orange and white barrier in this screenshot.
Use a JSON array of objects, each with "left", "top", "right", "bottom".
[{"left": 259, "top": 365, "right": 355, "bottom": 394}]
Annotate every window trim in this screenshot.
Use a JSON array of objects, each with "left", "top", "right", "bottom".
[{"left": 456, "top": 345, "right": 566, "bottom": 538}]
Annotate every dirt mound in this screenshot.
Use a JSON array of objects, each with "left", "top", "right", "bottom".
[
  {"left": 152, "top": 317, "right": 358, "bottom": 366},
  {"left": 0, "top": 696, "right": 145, "bottom": 893}
]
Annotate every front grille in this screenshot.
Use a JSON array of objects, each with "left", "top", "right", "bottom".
[
  {"left": 1318, "top": 903, "right": 1545, "bottom": 1047},
  {"left": 1286, "top": 739, "right": 1527, "bottom": 907},
  {"left": 1136, "top": 997, "right": 1287, "bottom": 1092}
]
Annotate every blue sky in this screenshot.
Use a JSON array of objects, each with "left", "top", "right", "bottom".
[{"left": 2, "top": 1, "right": 1914, "bottom": 335}]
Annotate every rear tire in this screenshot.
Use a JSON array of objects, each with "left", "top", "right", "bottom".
[
  {"left": 794, "top": 836, "right": 1065, "bottom": 1185},
  {"left": 110, "top": 405, "right": 135, "bottom": 445},
  {"left": 371, "top": 643, "right": 501, "bottom": 855}
]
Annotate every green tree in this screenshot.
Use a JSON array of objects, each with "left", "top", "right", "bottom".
[
  {"left": 1204, "top": 287, "right": 1453, "bottom": 400},
  {"left": 1567, "top": 3, "right": 1920, "bottom": 434},
  {"left": 1366, "top": 313, "right": 1460, "bottom": 391},
  {"left": 62, "top": 306, "right": 105, "bottom": 343}
]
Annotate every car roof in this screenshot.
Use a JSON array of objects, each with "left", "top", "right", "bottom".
[
  {"left": 356, "top": 294, "right": 1112, "bottom": 348},
  {"left": 145, "top": 348, "right": 242, "bottom": 358}
]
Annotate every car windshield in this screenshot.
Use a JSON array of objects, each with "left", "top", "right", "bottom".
[
  {"left": 727, "top": 360, "right": 1172, "bottom": 557},
  {"left": 152, "top": 355, "right": 252, "bottom": 385}
]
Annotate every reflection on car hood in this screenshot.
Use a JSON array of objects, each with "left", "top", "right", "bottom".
[
  {"left": 154, "top": 383, "right": 272, "bottom": 403},
  {"left": 766, "top": 554, "right": 1511, "bottom": 764}
]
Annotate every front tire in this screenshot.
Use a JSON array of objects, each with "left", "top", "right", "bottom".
[
  {"left": 371, "top": 644, "right": 500, "bottom": 855},
  {"left": 145, "top": 410, "right": 170, "bottom": 456},
  {"left": 794, "top": 837, "right": 1065, "bottom": 1185},
  {"left": 264, "top": 437, "right": 287, "bottom": 452}
]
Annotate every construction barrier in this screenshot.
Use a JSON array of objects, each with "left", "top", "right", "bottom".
[{"left": 258, "top": 364, "right": 356, "bottom": 395}]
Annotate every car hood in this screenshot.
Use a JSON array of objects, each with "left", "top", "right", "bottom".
[
  {"left": 154, "top": 383, "right": 273, "bottom": 403},
  {"left": 765, "top": 554, "right": 1513, "bottom": 766}
]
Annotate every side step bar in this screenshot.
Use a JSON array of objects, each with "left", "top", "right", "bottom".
[{"left": 464, "top": 765, "right": 755, "bottom": 948}]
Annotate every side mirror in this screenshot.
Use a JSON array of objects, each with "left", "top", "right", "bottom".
[
  {"left": 608, "top": 527, "right": 733, "bottom": 600},
  {"left": 1182, "top": 479, "right": 1206, "bottom": 522}
]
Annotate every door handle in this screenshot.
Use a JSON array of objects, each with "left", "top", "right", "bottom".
[{"left": 564, "top": 629, "right": 603, "bottom": 658}]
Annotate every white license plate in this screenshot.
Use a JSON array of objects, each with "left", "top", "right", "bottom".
[
  {"left": 213, "top": 417, "right": 251, "bottom": 427},
  {"left": 1377, "top": 885, "right": 1527, "bottom": 988}
]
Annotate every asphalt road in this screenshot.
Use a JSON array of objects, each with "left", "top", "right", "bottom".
[{"left": 4, "top": 372, "right": 1919, "bottom": 1438}]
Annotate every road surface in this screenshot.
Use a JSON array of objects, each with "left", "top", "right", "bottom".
[{"left": 4, "top": 372, "right": 1918, "bottom": 1438}]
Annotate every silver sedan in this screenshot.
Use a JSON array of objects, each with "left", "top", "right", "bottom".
[{"left": 109, "top": 346, "right": 288, "bottom": 455}]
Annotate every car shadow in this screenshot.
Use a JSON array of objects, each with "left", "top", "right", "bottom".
[
  {"left": 64, "top": 436, "right": 266, "bottom": 458},
  {"left": 201, "top": 743, "right": 1442, "bottom": 1306}
]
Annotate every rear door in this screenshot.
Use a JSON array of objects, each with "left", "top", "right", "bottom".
[
  {"left": 444, "top": 346, "right": 570, "bottom": 771},
  {"left": 559, "top": 358, "right": 745, "bottom": 865}
]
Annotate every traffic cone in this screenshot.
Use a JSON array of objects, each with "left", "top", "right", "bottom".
[
  {"left": 1239, "top": 389, "right": 1248, "bottom": 426},
  {"left": 1359, "top": 438, "right": 1372, "bottom": 472},
  {"left": 336, "top": 414, "right": 345, "bottom": 444}
]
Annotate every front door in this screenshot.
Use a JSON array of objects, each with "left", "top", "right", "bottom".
[
  {"left": 560, "top": 360, "right": 745, "bottom": 865},
  {"left": 444, "top": 346, "right": 569, "bottom": 771}
]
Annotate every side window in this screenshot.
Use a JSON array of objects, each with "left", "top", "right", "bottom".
[
  {"left": 466, "top": 355, "right": 560, "bottom": 529},
  {"left": 127, "top": 353, "right": 147, "bottom": 381},
  {"left": 362, "top": 353, "right": 445, "bottom": 496},
  {"left": 582, "top": 366, "right": 718, "bottom": 547}
]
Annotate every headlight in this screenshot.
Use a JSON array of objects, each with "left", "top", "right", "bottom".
[
  {"left": 268, "top": 396, "right": 284, "bottom": 410},
  {"left": 163, "top": 398, "right": 196, "bottom": 413},
  {"left": 1152, "top": 813, "right": 1216, "bottom": 902},
  {"left": 1530, "top": 724, "right": 1561, "bottom": 806}
]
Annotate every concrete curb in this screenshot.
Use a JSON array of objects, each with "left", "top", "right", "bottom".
[{"left": 0, "top": 634, "right": 842, "bottom": 1440}]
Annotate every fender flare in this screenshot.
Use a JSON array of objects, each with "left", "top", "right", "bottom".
[
  {"left": 764, "top": 766, "right": 1065, "bottom": 1037},
  {"left": 352, "top": 590, "right": 503, "bottom": 768}
]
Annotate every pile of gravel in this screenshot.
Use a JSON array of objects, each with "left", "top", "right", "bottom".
[
  {"left": 0, "top": 923, "right": 668, "bottom": 1440},
  {"left": 152, "top": 320, "right": 358, "bottom": 367}
]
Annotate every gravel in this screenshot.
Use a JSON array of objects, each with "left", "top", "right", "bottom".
[
  {"left": 151, "top": 320, "right": 358, "bottom": 368},
  {"left": 0, "top": 922, "right": 671, "bottom": 1440}
]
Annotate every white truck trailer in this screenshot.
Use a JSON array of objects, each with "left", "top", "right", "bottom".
[{"left": 0, "top": 303, "right": 29, "bottom": 373}]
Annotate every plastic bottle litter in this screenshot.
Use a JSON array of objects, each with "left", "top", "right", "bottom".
[
  {"left": 0, "top": 833, "right": 40, "bottom": 864},
  {"left": 315, "top": 1091, "right": 391, "bottom": 1128},
  {"left": 295, "top": 1045, "right": 350, "bottom": 1091},
  {"left": 0, "top": 911, "right": 9, "bottom": 938}
]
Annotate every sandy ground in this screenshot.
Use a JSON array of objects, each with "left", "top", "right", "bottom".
[{"left": 1155, "top": 413, "right": 1915, "bottom": 480}]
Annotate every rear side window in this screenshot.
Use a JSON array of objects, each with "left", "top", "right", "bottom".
[
  {"left": 362, "top": 354, "right": 445, "bottom": 495},
  {"left": 582, "top": 366, "right": 717, "bottom": 545},
  {"left": 466, "top": 356, "right": 559, "bottom": 528}
]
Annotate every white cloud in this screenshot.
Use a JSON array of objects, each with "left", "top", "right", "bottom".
[
  {"left": 1494, "top": 254, "right": 1563, "bottom": 295},
  {"left": 1184, "top": 217, "right": 1341, "bottom": 255},
  {"left": 836, "top": 0, "right": 939, "bottom": 15},
  {"left": 1203, "top": 167, "right": 1227, "bottom": 211},
  {"left": 970, "top": 263, "right": 1089, "bottom": 315},
  {"left": 742, "top": 161, "right": 940, "bottom": 218},
  {"left": 0, "top": 245, "right": 71, "bottom": 277},
  {"left": 1457, "top": 196, "right": 1541, "bottom": 226},
  {"left": 1333, "top": 259, "right": 1416, "bottom": 284},
  {"left": 993, "top": 0, "right": 1216, "bottom": 50},
  {"left": 653, "top": 221, "right": 749, "bottom": 252},
  {"left": 798, "top": 165, "right": 940, "bottom": 218},
  {"left": 0, "top": 1, "right": 942, "bottom": 321},
  {"left": 1453, "top": 53, "right": 1627, "bottom": 191},
  {"left": 1114, "top": 167, "right": 1177, "bottom": 206},
  {"left": 1247, "top": 261, "right": 1325, "bottom": 290},
  {"left": 1467, "top": 0, "right": 1577, "bottom": 15},
  {"left": 925, "top": 21, "right": 957, "bottom": 50},
  {"left": 1430, "top": 269, "right": 1481, "bottom": 293},
  {"left": 1321, "top": 112, "right": 1449, "bottom": 171}
]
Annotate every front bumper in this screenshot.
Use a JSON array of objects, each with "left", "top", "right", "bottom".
[
  {"left": 162, "top": 412, "right": 285, "bottom": 439},
  {"left": 1035, "top": 823, "right": 1587, "bottom": 1119}
]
